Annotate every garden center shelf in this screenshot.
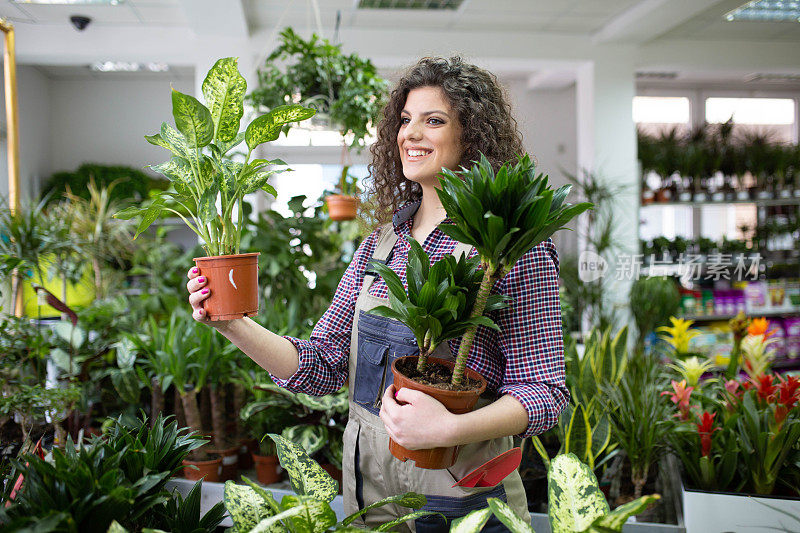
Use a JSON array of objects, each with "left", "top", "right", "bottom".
[
  {"left": 641, "top": 197, "right": 800, "bottom": 208},
  {"left": 682, "top": 309, "right": 800, "bottom": 322}
]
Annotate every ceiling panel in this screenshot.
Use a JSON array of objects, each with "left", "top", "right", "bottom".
[
  {"left": 11, "top": 3, "right": 142, "bottom": 24},
  {"left": 133, "top": 3, "right": 187, "bottom": 25}
]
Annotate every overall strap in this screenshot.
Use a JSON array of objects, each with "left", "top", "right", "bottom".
[{"left": 361, "top": 223, "right": 398, "bottom": 295}]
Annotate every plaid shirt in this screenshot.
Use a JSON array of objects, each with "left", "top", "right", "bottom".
[{"left": 274, "top": 200, "right": 568, "bottom": 438}]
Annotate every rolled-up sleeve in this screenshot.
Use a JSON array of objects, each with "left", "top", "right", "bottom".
[
  {"left": 494, "top": 239, "right": 569, "bottom": 438},
  {"left": 270, "top": 230, "right": 379, "bottom": 396}
]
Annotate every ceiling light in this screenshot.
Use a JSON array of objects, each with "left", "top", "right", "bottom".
[
  {"left": 13, "top": 0, "right": 124, "bottom": 4},
  {"left": 724, "top": 1, "right": 800, "bottom": 22},
  {"left": 358, "top": 0, "right": 464, "bottom": 10},
  {"left": 90, "top": 61, "right": 170, "bottom": 73}
]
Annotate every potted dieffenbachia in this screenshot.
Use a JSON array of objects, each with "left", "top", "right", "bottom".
[
  {"left": 372, "top": 153, "right": 592, "bottom": 468},
  {"left": 115, "top": 57, "right": 315, "bottom": 320}
]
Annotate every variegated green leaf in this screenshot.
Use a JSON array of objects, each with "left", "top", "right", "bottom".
[
  {"left": 159, "top": 122, "right": 192, "bottom": 159},
  {"left": 242, "top": 476, "right": 282, "bottom": 515},
  {"left": 282, "top": 424, "right": 327, "bottom": 456},
  {"left": 245, "top": 104, "right": 316, "bottom": 151},
  {"left": 219, "top": 160, "right": 243, "bottom": 196},
  {"left": 251, "top": 506, "right": 305, "bottom": 533},
  {"left": 171, "top": 89, "right": 214, "bottom": 148},
  {"left": 592, "top": 495, "right": 660, "bottom": 531},
  {"left": 342, "top": 492, "right": 426, "bottom": 526},
  {"left": 242, "top": 170, "right": 278, "bottom": 196},
  {"left": 145, "top": 133, "right": 171, "bottom": 151},
  {"left": 268, "top": 433, "right": 338, "bottom": 502},
  {"left": 224, "top": 481, "right": 276, "bottom": 533},
  {"left": 216, "top": 131, "right": 246, "bottom": 155},
  {"left": 198, "top": 185, "right": 219, "bottom": 224},
  {"left": 564, "top": 404, "right": 591, "bottom": 463},
  {"left": 450, "top": 508, "right": 491, "bottom": 533},
  {"left": 135, "top": 199, "right": 167, "bottom": 239},
  {"left": 107, "top": 520, "right": 129, "bottom": 533},
  {"left": 281, "top": 494, "right": 337, "bottom": 533},
  {"left": 487, "top": 498, "right": 535, "bottom": 533},
  {"left": 111, "top": 369, "right": 140, "bottom": 405},
  {"left": 548, "top": 453, "right": 609, "bottom": 533},
  {"left": 375, "top": 511, "right": 444, "bottom": 532},
  {"left": 202, "top": 57, "right": 246, "bottom": 142},
  {"left": 150, "top": 156, "right": 193, "bottom": 185}
]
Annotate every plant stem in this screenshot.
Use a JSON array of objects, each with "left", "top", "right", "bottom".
[
  {"left": 179, "top": 388, "right": 203, "bottom": 437},
  {"left": 150, "top": 377, "right": 164, "bottom": 428},
  {"left": 726, "top": 339, "right": 741, "bottom": 379},
  {"left": 452, "top": 268, "right": 495, "bottom": 385}
]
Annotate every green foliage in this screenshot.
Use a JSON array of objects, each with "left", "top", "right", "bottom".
[
  {"left": 248, "top": 27, "right": 389, "bottom": 149},
  {"left": 0, "top": 414, "right": 214, "bottom": 533},
  {"left": 41, "top": 163, "right": 164, "bottom": 207},
  {"left": 223, "top": 442, "right": 431, "bottom": 533},
  {"left": 242, "top": 195, "right": 354, "bottom": 339},
  {"left": 547, "top": 454, "right": 659, "bottom": 533},
  {"left": 115, "top": 57, "right": 315, "bottom": 256},
  {"left": 0, "top": 383, "right": 81, "bottom": 444},
  {"left": 368, "top": 235, "right": 509, "bottom": 370},
  {"left": 629, "top": 276, "right": 680, "bottom": 352}
]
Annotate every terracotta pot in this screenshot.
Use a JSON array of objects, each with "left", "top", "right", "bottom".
[
  {"left": 238, "top": 437, "right": 258, "bottom": 470},
  {"left": 209, "top": 443, "right": 240, "bottom": 481},
  {"left": 389, "top": 355, "right": 487, "bottom": 469},
  {"left": 325, "top": 195, "right": 359, "bottom": 221},
  {"left": 253, "top": 453, "right": 281, "bottom": 485},
  {"left": 193, "top": 253, "right": 260, "bottom": 321},
  {"left": 182, "top": 456, "right": 222, "bottom": 482}
]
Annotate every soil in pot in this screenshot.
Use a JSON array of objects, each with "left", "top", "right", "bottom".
[
  {"left": 182, "top": 448, "right": 222, "bottom": 482},
  {"left": 389, "top": 356, "right": 487, "bottom": 469},
  {"left": 193, "top": 252, "right": 260, "bottom": 321},
  {"left": 252, "top": 453, "right": 281, "bottom": 485}
]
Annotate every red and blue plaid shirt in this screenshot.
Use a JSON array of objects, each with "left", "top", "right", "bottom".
[{"left": 274, "top": 200, "right": 568, "bottom": 438}]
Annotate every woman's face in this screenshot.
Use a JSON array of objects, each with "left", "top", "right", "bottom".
[{"left": 396, "top": 86, "right": 463, "bottom": 188}]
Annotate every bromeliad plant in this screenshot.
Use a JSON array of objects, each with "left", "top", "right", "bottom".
[
  {"left": 115, "top": 57, "right": 315, "bottom": 256},
  {"left": 436, "top": 153, "right": 592, "bottom": 384},
  {"left": 369, "top": 237, "right": 510, "bottom": 372}
]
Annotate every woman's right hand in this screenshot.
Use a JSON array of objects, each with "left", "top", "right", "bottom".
[{"left": 186, "top": 266, "right": 212, "bottom": 323}]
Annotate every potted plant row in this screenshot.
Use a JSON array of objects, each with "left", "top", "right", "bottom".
[
  {"left": 368, "top": 154, "right": 592, "bottom": 468},
  {"left": 115, "top": 57, "right": 316, "bottom": 321}
]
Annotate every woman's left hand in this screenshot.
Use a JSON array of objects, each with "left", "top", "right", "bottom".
[{"left": 379, "top": 385, "right": 458, "bottom": 450}]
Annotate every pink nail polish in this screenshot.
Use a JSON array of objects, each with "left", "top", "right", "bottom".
[
  {"left": 198, "top": 309, "right": 203, "bottom": 315},
  {"left": 191, "top": 267, "right": 198, "bottom": 274},
  {"left": 201, "top": 288, "right": 209, "bottom": 295},
  {"left": 197, "top": 277, "right": 205, "bottom": 283}
]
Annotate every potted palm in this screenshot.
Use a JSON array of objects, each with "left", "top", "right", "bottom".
[
  {"left": 114, "top": 57, "right": 315, "bottom": 320},
  {"left": 370, "top": 154, "right": 592, "bottom": 468}
]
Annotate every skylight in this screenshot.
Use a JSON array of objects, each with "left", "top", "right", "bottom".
[
  {"left": 358, "top": 0, "right": 464, "bottom": 10},
  {"left": 724, "top": 1, "right": 800, "bottom": 22},
  {"left": 90, "top": 62, "right": 169, "bottom": 73}
]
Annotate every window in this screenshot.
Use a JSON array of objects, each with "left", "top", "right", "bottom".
[
  {"left": 269, "top": 164, "right": 369, "bottom": 217},
  {"left": 705, "top": 97, "right": 796, "bottom": 143},
  {"left": 633, "top": 96, "right": 691, "bottom": 137}
]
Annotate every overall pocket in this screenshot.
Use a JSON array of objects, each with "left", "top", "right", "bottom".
[{"left": 353, "top": 336, "right": 389, "bottom": 410}]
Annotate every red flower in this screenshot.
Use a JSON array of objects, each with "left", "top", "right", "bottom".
[
  {"left": 775, "top": 375, "right": 800, "bottom": 426},
  {"left": 751, "top": 374, "right": 777, "bottom": 402},
  {"left": 696, "top": 411, "right": 720, "bottom": 457},
  {"left": 661, "top": 380, "right": 694, "bottom": 420}
]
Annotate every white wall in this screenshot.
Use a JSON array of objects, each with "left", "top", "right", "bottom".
[
  {"left": 0, "top": 65, "right": 52, "bottom": 202},
  {"left": 49, "top": 75, "right": 194, "bottom": 177}
]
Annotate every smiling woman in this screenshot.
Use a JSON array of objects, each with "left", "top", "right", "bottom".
[{"left": 187, "top": 56, "right": 566, "bottom": 533}]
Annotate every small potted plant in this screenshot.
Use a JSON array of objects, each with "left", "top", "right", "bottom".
[
  {"left": 370, "top": 154, "right": 592, "bottom": 468},
  {"left": 324, "top": 166, "right": 361, "bottom": 221},
  {"left": 114, "top": 57, "right": 315, "bottom": 320}
]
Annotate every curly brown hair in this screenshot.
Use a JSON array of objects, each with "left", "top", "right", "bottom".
[{"left": 361, "top": 56, "right": 524, "bottom": 232}]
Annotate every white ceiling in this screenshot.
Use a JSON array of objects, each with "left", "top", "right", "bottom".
[{"left": 0, "top": 0, "right": 798, "bottom": 83}]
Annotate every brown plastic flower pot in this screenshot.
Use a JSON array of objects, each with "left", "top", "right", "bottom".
[
  {"left": 252, "top": 453, "right": 281, "bottom": 485},
  {"left": 389, "top": 355, "right": 487, "bottom": 470},
  {"left": 209, "top": 443, "right": 240, "bottom": 481},
  {"left": 193, "top": 252, "right": 260, "bottom": 321},
  {"left": 182, "top": 456, "right": 222, "bottom": 482},
  {"left": 325, "top": 195, "right": 359, "bottom": 221}
]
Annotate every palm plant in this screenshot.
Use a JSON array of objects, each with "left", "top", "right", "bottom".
[
  {"left": 368, "top": 236, "right": 509, "bottom": 372},
  {"left": 436, "top": 154, "right": 593, "bottom": 384},
  {"left": 629, "top": 276, "right": 680, "bottom": 353}
]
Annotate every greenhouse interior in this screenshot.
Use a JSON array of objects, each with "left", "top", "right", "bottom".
[{"left": 1, "top": 1, "right": 799, "bottom": 532}]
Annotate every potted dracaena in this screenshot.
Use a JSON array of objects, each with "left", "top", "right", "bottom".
[
  {"left": 369, "top": 153, "right": 592, "bottom": 468},
  {"left": 115, "top": 57, "right": 315, "bottom": 320}
]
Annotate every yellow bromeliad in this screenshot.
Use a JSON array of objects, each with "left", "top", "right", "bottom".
[
  {"left": 667, "top": 356, "right": 716, "bottom": 388},
  {"left": 741, "top": 333, "right": 777, "bottom": 379},
  {"left": 657, "top": 317, "right": 701, "bottom": 357}
]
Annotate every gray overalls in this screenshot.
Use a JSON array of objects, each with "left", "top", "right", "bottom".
[{"left": 342, "top": 223, "right": 530, "bottom": 532}]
